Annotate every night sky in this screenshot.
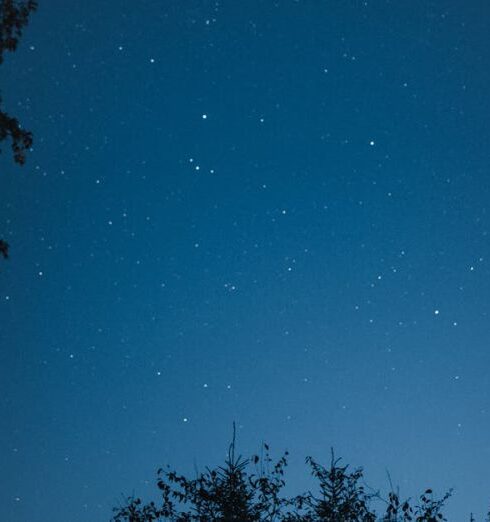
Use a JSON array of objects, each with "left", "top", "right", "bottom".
[{"left": 1, "top": 1, "right": 490, "bottom": 521}]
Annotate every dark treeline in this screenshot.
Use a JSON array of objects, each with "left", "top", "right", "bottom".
[{"left": 111, "top": 429, "right": 487, "bottom": 522}]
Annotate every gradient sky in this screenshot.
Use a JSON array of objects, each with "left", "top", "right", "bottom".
[{"left": 1, "top": 1, "right": 490, "bottom": 521}]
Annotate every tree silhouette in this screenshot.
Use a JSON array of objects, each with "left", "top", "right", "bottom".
[
  {"left": 288, "top": 451, "right": 377, "bottom": 522},
  {"left": 383, "top": 489, "right": 453, "bottom": 522},
  {"left": 112, "top": 426, "right": 291, "bottom": 522},
  {"left": 0, "top": 0, "right": 36, "bottom": 164},
  {"left": 111, "top": 431, "right": 458, "bottom": 522},
  {"left": 0, "top": 0, "right": 37, "bottom": 260}
]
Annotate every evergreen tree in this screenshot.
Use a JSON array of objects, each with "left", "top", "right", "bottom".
[
  {"left": 111, "top": 432, "right": 458, "bottom": 522},
  {"left": 112, "top": 426, "right": 290, "bottom": 522}
]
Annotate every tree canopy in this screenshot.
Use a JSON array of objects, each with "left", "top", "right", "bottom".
[{"left": 111, "top": 429, "right": 460, "bottom": 522}]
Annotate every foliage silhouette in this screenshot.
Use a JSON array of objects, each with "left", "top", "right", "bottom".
[
  {"left": 0, "top": 238, "right": 8, "bottom": 258},
  {"left": 287, "top": 450, "right": 378, "bottom": 522},
  {"left": 112, "top": 425, "right": 291, "bottom": 522},
  {"left": 0, "top": 0, "right": 37, "bottom": 259},
  {"left": 0, "top": 0, "right": 36, "bottom": 165},
  {"left": 111, "top": 430, "right": 460, "bottom": 522}
]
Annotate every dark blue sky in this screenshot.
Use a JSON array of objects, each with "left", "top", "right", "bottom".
[{"left": 1, "top": 1, "right": 490, "bottom": 520}]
